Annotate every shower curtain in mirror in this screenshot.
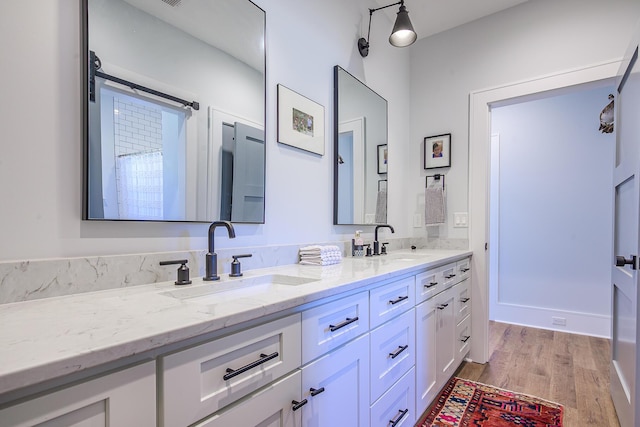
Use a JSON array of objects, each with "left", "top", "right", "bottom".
[{"left": 116, "top": 150, "right": 163, "bottom": 220}]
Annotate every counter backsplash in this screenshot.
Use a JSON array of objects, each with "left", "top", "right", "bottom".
[{"left": 0, "top": 237, "right": 468, "bottom": 304}]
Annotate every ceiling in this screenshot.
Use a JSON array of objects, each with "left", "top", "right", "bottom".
[{"left": 376, "top": 0, "right": 530, "bottom": 40}]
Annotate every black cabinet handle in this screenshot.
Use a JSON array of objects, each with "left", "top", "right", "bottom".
[
  {"left": 388, "top": 295, "right": 409, "bottom": 305},
  {"left": 329, "top": 317, "right": 359, "bottom": 332},
  {"left": 292, "top": 399, "right": 308, "bottom": 411},
  {"left": 460, "top": 297, "right": 470, "bottom": 303},
  {"left": 445, "top": 274, "right": 457, "bottom": 279},
  {"left": 223, "top": 351, "right": 279, "bottom": 380},
  {"left": 460, "top": 267, "right": 470, "bottom": 272},
  {"left": 425, "top": 282, "right": 438, "bottom": 288},
  {"left": 389, "top": 409, "right": 409, "bottom": 426},
  {"left": 388, "top": 345, "right": 409, "bottom": 359},
  {"left": 310, "top": 387, "right": 325, "bottom": 396},
  {"left": 616, "top": 255, "right": 637, "bottom": 269},
  {"left": 461, "top": 335, "right": 471, "bottom": 343},
  {"left": 437, "top": 303, "right": 449, "bottom": 310}
]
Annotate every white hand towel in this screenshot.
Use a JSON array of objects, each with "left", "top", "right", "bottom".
[
  {"left": 425, "top": 184, "right": 445, "bottom": 225},
  {"left": 375, "top": 190, "right": 387, "bottom": 224}
]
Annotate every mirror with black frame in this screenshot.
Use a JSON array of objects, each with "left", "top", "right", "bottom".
[
  {"left": 333, "top": 66, "right": 389, "bottom": 225},
  {"left": 83, "top": 0, "right": 265, "bottom": 223}
]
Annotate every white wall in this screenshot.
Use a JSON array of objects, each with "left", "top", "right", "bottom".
[
  {"left": 409, "top": 0, "right": 640, "bottom": 241},
  {"left": 490, "top": 84, "right": 615, "bottom": 336},
  {"left": 0, "top": 0, "right": 411, "bottom": 261}
]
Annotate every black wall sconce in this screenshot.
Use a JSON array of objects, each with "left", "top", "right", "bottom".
[{"left": 358, "top": 0, "right": 417, "bottom": 57}]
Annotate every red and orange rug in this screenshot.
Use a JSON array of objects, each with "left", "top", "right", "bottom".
[{"left": 416, "top": 377, "right": 564, "bottom": 427}]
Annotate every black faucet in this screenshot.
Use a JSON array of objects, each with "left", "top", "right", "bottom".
[
  {"left": 204, "top": 221, "right": 236, "bottom": 281},
  {"left": 373, "top": 224, "right": 394, "bottom": 255}
]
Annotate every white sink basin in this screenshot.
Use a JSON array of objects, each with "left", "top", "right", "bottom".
[{"left": 161, "top": 274, "right": 318, "bottom": 305}]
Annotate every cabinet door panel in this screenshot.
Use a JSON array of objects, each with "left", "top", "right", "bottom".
[
  {"left": 301, "top": 333, "right": 370, "bottom": 427},
  {"left": 0, "top": 362, "right": 155, "bottom": 427},
  {"left": 369, "top": 276, "right": 415, "bottom": 328},
  {"left": 370, "top": 367, "right": 416, "bottom": 427},
  {"left": 194, "top": 371, "right": 301, "bottom": 427},
  {"left": 415, "top": 298, "right": 438, "bottom": 413},
  {"left": 435, "top": 289, "right": 457, "bottom": 383},
  {"left": 161, "top": 314, "right": 301, "bottom": 427},
  {"left": 302, "top": 292, "right": 369, "bottom": 364},
  {"left": 369, "top": 309, "right": 415, "bottom": 403}
]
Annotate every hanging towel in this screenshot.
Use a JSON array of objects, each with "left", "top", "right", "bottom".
[
  {"left": 375, "top": 190, "right": 387, "bottom": 224},
  {"left": 425, "top": 181, "right": 445, "bottom": 225}
]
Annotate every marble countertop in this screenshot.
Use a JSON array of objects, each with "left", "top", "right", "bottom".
[{"left": 0, "top": 249, "right": 470, "bottom": 398}]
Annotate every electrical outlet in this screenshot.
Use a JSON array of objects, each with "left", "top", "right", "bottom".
[
  {"left": 453, "top": 212, "right": 468, "bottom": 228},
  {"left": 552, "top": 317, "right": 566, "bottom": 326}
]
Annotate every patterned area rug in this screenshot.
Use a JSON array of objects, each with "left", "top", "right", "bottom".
[{"left": 416, "top": 377, "right": 563, "bottom": 427}]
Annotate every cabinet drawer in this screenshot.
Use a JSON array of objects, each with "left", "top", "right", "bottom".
[
  {"left": 161, "top": 314, "right": 301, "bottom": 427},
  {"left": 456, "top": 258, "right": 471, "bottom": 282},
  {"left": 194, "top": 370, "right": 301, "bottom": 427},
  {"left": 440, "top": 262, "right": 458, "bottom": 290},
  {"left": 456, "top": 315, "right": 472, "bottom": 360},
  {"left": 0, "top": 362, "right": 156, "bottom": 427},
  {"left": 370, "top": 309, "right": 415, "bottom": 403},
  {"left": 370, "top": 367, "right": 416, "bottom": 427},
  {"left": 415, "top": 267, "right": 445, "bottom": 303},
  {"left": 370, "top": 276, "right": 415, "bottom": 328},
  {"left": 455, "top": 279, "right": 471, "bottom": 325},
  {"left": 302, "top": 291, "right": 369, "bottom": 364}
]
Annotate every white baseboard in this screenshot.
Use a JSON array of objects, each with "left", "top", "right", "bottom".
[{"left": 490, "top": 302, "right": 611, "bottom": 338}]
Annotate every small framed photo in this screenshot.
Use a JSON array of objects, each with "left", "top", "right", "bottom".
[
  {"left": 377, "top": 144, "right": 388, "bottom": 174},
  {"left": 277, "top": 84, "right": 325, "bottom": 155},
  {"left": 423, "top": 133, "right": 451, "bottom": 169}
]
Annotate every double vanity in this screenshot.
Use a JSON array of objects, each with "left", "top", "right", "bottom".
[{"left": 0, "top": 249, "right": 471, "bottom": 427}]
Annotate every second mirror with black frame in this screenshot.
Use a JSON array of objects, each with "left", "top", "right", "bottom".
[
  {"left": 333, "top": 66, "right": 389, "bottom": 225},
  {"left": 83, "top": 0, "right": 266, "bottom": 223}
]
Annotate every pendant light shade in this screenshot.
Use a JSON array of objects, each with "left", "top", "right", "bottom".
[
  {"left": 389, "top": 4, "right": 416, "bottom": 47},
  {"left": 358, "top": 1, "right": 417, "bottom": 57}
]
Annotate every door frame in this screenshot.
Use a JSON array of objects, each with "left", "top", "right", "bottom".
[{"left": 468, "top": 60, "right": 621, "bottom": 363}]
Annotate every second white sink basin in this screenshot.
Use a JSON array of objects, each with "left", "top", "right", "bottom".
[{"left": 161, "top": 274, "right": 318, "bottom": 305}]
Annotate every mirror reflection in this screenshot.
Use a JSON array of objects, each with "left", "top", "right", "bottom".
[
  {"left": 84, "top": 0, "right": 265, "bottom": 223},
  {"left": 333, "top": 66, "right": 388, "bottom": 225}
]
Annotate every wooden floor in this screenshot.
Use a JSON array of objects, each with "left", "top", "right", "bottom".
[{"left": 433, "top": 321, "right": 620, "bottom": 427}]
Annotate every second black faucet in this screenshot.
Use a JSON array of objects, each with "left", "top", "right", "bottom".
[{"left": 204, "top": 221, "right": 236, "bottom": 281}]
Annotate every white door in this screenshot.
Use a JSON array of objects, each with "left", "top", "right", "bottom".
[
  {"left": 611, "top": 41, "right": 640, "bottom": 427},
  {"left": 231, "top": 122, "right": 265, "bottom": 223}
]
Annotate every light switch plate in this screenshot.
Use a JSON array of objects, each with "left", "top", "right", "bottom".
[{"left": 453, "top": 212, "right": 468, "bottom": 228}]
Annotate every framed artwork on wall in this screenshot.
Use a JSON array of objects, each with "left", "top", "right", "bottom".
[
  {"left": 277, "top": 84, "right": 325, "bottom": 155},
  {"left": 423, "top": 133, "right": 451, "bottom": 169},
  {"left": 377, "top": 144, "right": 388, "bottom": 174}
]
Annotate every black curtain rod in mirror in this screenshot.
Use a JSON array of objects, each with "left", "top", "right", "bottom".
[{"left": 89, "top": 51, "right": 199, "bottom": 111}]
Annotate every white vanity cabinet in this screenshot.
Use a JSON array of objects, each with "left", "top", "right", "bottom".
[
  {"left": 160, "top": 314, "right": 301, "bottom": 427},
  {"left": 415, "top": 258, "right": 472, "bottom": 416},
  {"left": 0, "top": 361, "right": 156, "bottom": 427}
]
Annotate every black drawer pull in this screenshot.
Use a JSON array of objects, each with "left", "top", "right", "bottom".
[
  {"left": 292, "top": 399, "right": 308, "bottom": 411},
  {"left": 389, "top": 295, "right": 409, "bottom": 305},
  {"left": 437, "top": 303, "right": 449, "bottom": 310},
  {"left": 389, "top": 409, "right": 409, "bottom": 426},
  {"left": 329, "top": 316, "right": 359, "bottom": 332},
  {"left": 460, "top": 267, "right": 470, "bottom": 272},
  {"left": 460, "top": 297, "right": 470, "bottom": 303},
  {"left": 461, "top": 335, "right": 471, "bottom": 343},
  {"left": 223, "top": 351, "right": 279, "bottom": 380},
  {"left": 310, "top": 387, "right": 325, "bottom": 396},
  {"left": 388, "top": 345, "right": 409, "bottom": 359},
  {"left": 445, "top": 274, "right": 457, "bottom": 279},
  {"left": 425, "top": 281, "right": 438, "bottom": 288}
]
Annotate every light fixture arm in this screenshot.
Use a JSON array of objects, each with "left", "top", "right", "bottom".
[
  {"left": 358, "top": 0, "right": 415, "bottom": 57},
  {"left": 365, "top": 1, "right": 403, "bottom": 45}
]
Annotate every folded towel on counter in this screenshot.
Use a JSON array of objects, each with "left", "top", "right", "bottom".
[{"left": 299, "top": 245, "right": 342, "bottom": 265}]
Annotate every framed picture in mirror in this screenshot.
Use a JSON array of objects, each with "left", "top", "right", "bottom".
[
  {"left": 424, "top": 133, "right": 451, "bottom": 169},
  {"left": 277, "top": 84, "right": 325, "bottom": 155},
  {"left": 377, "top": 144, "right": 388, "bottom": 174}
]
